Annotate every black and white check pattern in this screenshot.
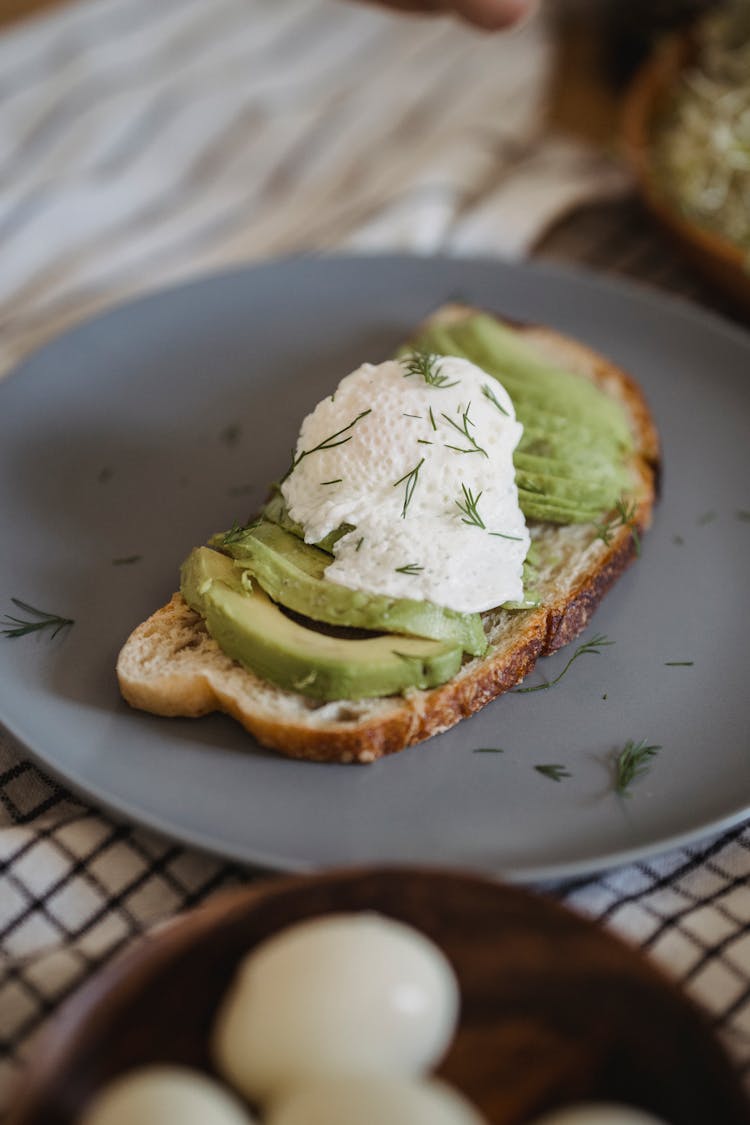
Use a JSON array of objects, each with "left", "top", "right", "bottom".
[{"left": 1, "top": 0, "right": 749, "bottom": 1115}]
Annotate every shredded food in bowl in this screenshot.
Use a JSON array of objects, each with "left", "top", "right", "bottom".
[{"left": 652, "top": 1, "right": 750, "bottom": 257}]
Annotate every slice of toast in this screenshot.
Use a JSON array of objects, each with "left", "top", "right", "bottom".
[{"left": 117, "top": 308, "right": 659, "bottom": 764}]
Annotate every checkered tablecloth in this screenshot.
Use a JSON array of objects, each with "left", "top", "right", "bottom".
[{"left": 1, "top": 0, "right": 749, "bottom": 1114}]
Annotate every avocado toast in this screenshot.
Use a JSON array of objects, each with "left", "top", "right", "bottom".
[{"left": 117, "top": 305, "right": 659, "bottom": 763}]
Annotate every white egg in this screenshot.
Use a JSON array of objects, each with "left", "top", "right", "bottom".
[
  {"left": 212, "top": 912, "right": 459, "bottom": 1103},
  {"left": 266, "top": 1075, "right": 488, "bottom": 1125},
  {"left": 529, "top": 1104, "right": 669, "bottom": 1125},
  {"left": 78, "top": 1065, "right": 256, "bottom": 1125}
]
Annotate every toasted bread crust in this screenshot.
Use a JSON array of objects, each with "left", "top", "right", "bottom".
[{"left": 117, "top": 312, "right": 659, "bottom": 764}]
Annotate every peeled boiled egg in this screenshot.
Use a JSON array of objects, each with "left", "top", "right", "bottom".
[
  {"left": 212, "top": 912, "right": 459, "bottom": 1104},
  {"left": 530, "top": 1105, "right": 669, "bottom": 1125},
  {"left": 78, "top": 1065, "right": 256, "bottom": 1125},
  {"left": 266, "top": 1075, "right": 488, "bottom": 1125}
]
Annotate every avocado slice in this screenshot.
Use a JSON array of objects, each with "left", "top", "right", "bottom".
[
  {"left": 409, "top": 315, "right": 633, "bottom": 523},
  {"left": 220, "top": 521, "right": 487, "bottom": 658},
  {"left": 262, "top": 486, "right": 353, "bottom": 554},
  {"left": 181, "top": 547, "right": 464, "bottom": 701}
]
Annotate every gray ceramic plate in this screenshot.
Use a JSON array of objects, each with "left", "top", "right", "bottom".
[{"left": 1, "top": 255, "right": 748, "bottom": 882}]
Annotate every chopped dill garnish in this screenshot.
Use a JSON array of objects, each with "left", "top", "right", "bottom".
[
  {"left": 321, "top": 478, "right": 342, "bottom": 486},
  {"left": 535, "top": 764, "right": 571, "bottom": 782},
  {"left": 112, "top": 555, "right": 142, "bottom": 566},
  {"left": 456, "top": 484, "right": 485, "bottom": 529},
  {"left": 428, "top": 407, "right": 437, "bottom": 431},
  {"left": 223, "top": 520, "right": 250, "bottom": 545},
  {"left": 2, "top": 599, "right": 74, "bottom": 640},
  {"left": 395, "top": 563, "right": 423, "bottom": 575},
  {"left": 614, "top": 739, "right": 662, "bottom": 797},
  {"left": 393, "top": 457, "right": 425, "bottom": 519},
  {"left": 515, "top": 632, "right": 614, "bottom": 693},
  {"left": 402, "top": 351, "right": 458, "bottom": 388},
  {"left": 595, "top": 498, "right": 641, "bottom": 556},
  {"left": 481, "top": 383, "right": 509, "bottom": 416},
  {"left": 355, "top": 537, "right": 364, "bottom": 552},
  {"left": 473, "top": 747, "right": 505, "bottom": 754},
  {"left": 284, "top": 409, "right": 372, "bottom": 480},
  {"left": 441, "top": 403, "right": 488, "bottom": 458},
  {"left": 489, "top": 530, "right": 524, "bottom": 541},
  {"left": 664, "top": 661, "right": 694, "bottom": 666},
  {"left": 403, "top": 412, "right": 421, "bottom": 419},
  {"left": 417, "top": 439, "right": 433, "bottom": 445}
]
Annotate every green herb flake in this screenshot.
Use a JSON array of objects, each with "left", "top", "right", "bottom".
[
  {"left": 284, "top": 409, "right": 372, "bottom": 480},
  {"left": 456, "top": 483, "right": 485, "bottom": 529},
  {"left": 395, "top": 563, "right": 423, "bottom": 575},
  {"left": 321, "top": 478, "right": 343, "bottom": 486},
  {"left": 393, "top": 458, "right": 425, "bottom": 519},
  {"left": 595, "top": 498, "right": 641, "bottom": 556},
  {"left": 112, "top": 555, "right": 142, "bottom": 566},
  {"left": 614, "top": 739, "right": 662, "bottom": 797},
  {"left": 2, "top": 599, "right": 74, "bottom": 640},
  {"left": 481, "top": 383, "right": 509, "bottom": 416},
  {"left": 473, "top": 747, "right": 505, "bottom": 754},
  {"left": 428, "top": 407, "right": 437, "bottom": 431},
  {"left": 515, "top": 632, "right": 614, "bottom": 694},
  {"left": 402, "top": 351, "right": 458, "bottom": 389},
  {"left": 672, "top": 534, "right": 685, "bottom": 546},
  {"left": 223, "top": 520, "right": 250, "bottom": 545},
  {"left": 664, "top": 661, "right": 694, "bottom": 666},
  {"left": 355, "top": 537, "right": 364, "bottom": 552},
  {"left": 441, "top": 403, "right": 488, "bottom": 458},
  {"left": 535, "top": 764, "right": 571, "bottom": 782}
]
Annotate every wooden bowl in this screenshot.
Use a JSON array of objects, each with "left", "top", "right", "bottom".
[
  {"left": 7, "top": 868, "right": 750, "bottom": 1125},
  {"left": 622, "top": 33, "right": 750, "bottom": 313}
]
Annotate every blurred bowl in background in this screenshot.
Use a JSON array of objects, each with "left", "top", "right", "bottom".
[
  {"left": 622, "top": 32, "right": 750, "bottom": 314},
  {"left": 6, "top": 867, "right": 750, "bottom": 1125}
]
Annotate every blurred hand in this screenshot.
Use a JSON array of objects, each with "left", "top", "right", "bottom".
[{"left": 360, "top": 0, "right": 537, "bottom": 30}]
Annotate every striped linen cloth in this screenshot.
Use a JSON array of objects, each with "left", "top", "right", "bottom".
[{"left": 1, "top": 0, "right": 750, "bottom": 1115}]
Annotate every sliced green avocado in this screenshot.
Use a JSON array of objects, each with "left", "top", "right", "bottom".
[
  {"left": 262, "top": 486, "right": 353, "bottom": 553},
  {"left": 181, "top": 547, "right": 463, "bottom": 701},
  {"left": 408, "top": 315, "right": 634, "bottom": 523},
  {"left": 221, "top": 520, "right": 487, "bottom": 658}
]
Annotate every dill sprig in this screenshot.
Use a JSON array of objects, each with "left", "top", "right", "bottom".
[
  {"left": 664, "top": 661, "right": 693, "bottom": 666},
  {"left": 2, "top": 598, "right": 74, "bottom": 640},
  {"left": 481, "top": 383, "right": 509, "bottom": 416},
  {"left": 355, "top": 537, "right": 364, "bottom": 552},
  {"left": 614, "top": 739, "right": 662, "bottom": 797},
  {"left": 456, "top": 484, "right": 485, "bottom": 529},
  {"left": 223, "top": 520, "right": 250, "bottom": 545},
  {"left": 395, "top": 563, "right": 423, "bottom": 575},
  {"left": 473, "top": 747, "right": 505, "bottom": 754},
  {"left": 535, "top": 764, "right": 571, "bottom": 782},
  {"left": 284, "top": 409, "right": 372, "bottom": 479},
  {"left": 402, "top": 351, "right": 458, "bottom": 389},
  {"left": 321, "top": 478, "right": 342, "bottom": 486},
  {"left": 595, "top": 498, "right": 641, "bottom": 556},
  {"left": 393, "top": 457, "right": 425, "bottom": 519},
  {"left": 489, "top": 530, "right": 524, "bottom": 541},
  {"left": 428, "top": 407, "right": 437, "bottom": 431},
  {"left": 515, "top": 632, "right": 614, "bottom": 693},
  {"left": 441, "top": 403, "right": 488, "bottom": 458}
]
